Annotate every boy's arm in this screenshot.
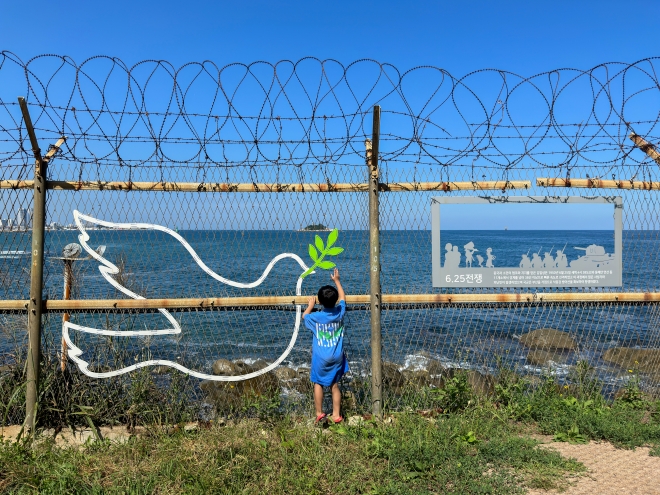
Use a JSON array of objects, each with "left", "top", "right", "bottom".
[
  {"left": 330, "top": 268, "right": 345, "bottom": 302},
  {"left": 302, "top": 296, "right": 315, "bottom": 318}
]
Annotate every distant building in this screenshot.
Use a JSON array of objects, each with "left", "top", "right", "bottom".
[{"left": 16, "top": 208, "right": 28, "bottom": 229}]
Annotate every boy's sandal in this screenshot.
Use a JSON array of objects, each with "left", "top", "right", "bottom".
[
  {"left": 331, "top": 416, "right": 344, "bottom": 424},
  {"left": 315, "top": 413, "right": 327, "bottom": 424}
]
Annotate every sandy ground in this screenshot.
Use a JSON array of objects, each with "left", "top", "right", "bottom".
[
  {"left": 2, "top": 425, "right": 659, "bottom": 493},
  {"left": 530, "top": 438, "right": 660, "bottom": 495}
]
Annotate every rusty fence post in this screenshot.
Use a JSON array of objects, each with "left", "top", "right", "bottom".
[
  {"left": 18, "top": 97, "right": 65, "bottom": 434},
  {"left": 18, "top": 96, "right": 47, "bottom": 434},
  {"left": 366, "top": 105, "right": 383, "bottom": 418}
]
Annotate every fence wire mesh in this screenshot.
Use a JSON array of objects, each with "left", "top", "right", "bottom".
[{"left": 1, "top": 54, "right": 660, "bottom": 427}]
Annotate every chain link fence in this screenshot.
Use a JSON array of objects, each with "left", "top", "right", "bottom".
[{"left": 1, "top": 53, "right": 660, "bottom": 428}]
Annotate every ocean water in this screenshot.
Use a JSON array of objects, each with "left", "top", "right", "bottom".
[{"left": 1, "top": 229, "right": 659, "bottom": 393}]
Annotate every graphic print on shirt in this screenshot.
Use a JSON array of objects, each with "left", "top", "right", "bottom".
[{"left": 315, "top": 321, "right": 343, "bottom": 348}]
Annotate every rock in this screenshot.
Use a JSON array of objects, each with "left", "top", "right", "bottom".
[
  {"left": 382, "top": 362, "right": 405, "bottom": 392},
  {"left": 519, "top": 328, "right": 576, "bottom": 350},
  {"left": 466, "top": 371, "right": 495, "bottom": 396},
  {"left": 240, "top": 374, "right": 279, "bottom": 396},
  {"left": 199, "top": 380, "right": 216, "bottom": 394},
  {"left": 343, "top": 391, "right": 357, "bottom": 411},
  {"left": 427, "top": 359, "right": 444, "bottom": 376},
  {"left": 233, "top": 361, "right": 254, "bottom": 372},
  {"left": 274, "top": 366, "right": 298, "bottom": 381},
  {"left": 404, "top": 369, "right": 431, "bottom": 388},
  {"left": 201, "top": 372, "right": 280, "bottom": 411},
  {"left": 212, "top": 359, "right": 238, "bottom": 376},
  {"left": 251, "top": 359, "right": 269, "bottom": 370},
  {"left": 526, "top": 350, "right": 568, "bottom": 366},
  {"left": 347, "top": 415, "right": 363, "bottom": 426},
  {"left": 443, "top": 368, "right": 494, "bottom": 396},
  {"left": 602, "top": 347, "right": 660, "bottom": 373},
  {"left": 288, "top": 378, "right": 313, "bottom": 394}
]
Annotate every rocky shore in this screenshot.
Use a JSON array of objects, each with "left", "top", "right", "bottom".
[{"left": 196, "top": 328, "right": 660, "bottom": 413}]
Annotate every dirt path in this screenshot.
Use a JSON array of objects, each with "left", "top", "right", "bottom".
[{"left": 530, "top": 440, "right": 660, "bottom": 495}]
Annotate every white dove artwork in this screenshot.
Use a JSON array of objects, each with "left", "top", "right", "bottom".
[{"left": 62, "top": 210, "right": 343, "bottom": 382}]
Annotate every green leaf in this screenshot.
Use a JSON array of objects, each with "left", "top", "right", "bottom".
[
  {"left": 308, "top": 244, "right": 319, "bottom": 262},
  {"left": 315, "top": 235, "right": 324, "bottom": 253},
  {"left": 317, "top": 261, "right": 336, "bottom": 270},
  {"left": 326, "top": 229, "right": 339, "bottom": 248},
  {"left": 326, "top": 247, "right": 344, "bottom": 256}
]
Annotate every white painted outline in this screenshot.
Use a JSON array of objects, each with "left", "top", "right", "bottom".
[{"left": 63, "top": 210, "right": 311, "bottom": 381}]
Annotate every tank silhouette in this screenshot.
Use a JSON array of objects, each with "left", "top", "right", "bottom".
[{"left": 569, "top": 244, "right": 615, "bottom": 269}]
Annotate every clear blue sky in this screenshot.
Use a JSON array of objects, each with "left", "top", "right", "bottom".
[{"left": 1, "top": 0, "right": 657, "bottom": 74}]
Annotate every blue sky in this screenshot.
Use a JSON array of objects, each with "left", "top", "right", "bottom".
[
  {"left": 1, "top": 1, "right": 658, "bottom": 230},
  {"left": 2, "top": 0, "right": 657, "bottom": 74}
]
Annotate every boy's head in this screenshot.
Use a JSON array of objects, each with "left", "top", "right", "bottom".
[{"left": 317, "top": 285, "right": 339, "bottom": 308}]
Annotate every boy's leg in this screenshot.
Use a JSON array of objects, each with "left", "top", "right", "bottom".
[
  {"left": 314, "top": 383, "right": 324, "bottom": 417},
  {"left": 330, "top": 382, "right": 341, "bottom": 420}
]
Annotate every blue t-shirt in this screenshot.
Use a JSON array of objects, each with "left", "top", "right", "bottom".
[{"left": 304, "top": 300, "right": 349, "bottom": 386}]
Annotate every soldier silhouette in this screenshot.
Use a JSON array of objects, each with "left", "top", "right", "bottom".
[
  {"left": 464, "top": 241, "right": 477, "bottom": 268},
  {"left": 555, "top": 248, "right": 568, "bottom": 268},
  {"left": 543, "top": 250, "right": 555, "bottom": 268},
  {"left": 519, "top": 253, "right": 532, "bottom": 268}
]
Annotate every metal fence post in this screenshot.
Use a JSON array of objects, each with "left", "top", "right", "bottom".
[
  {"left": 19, "top": 97, "right": 48, "bottom": 434},
  {"left": 366, "top": 105, "right": 383, "bottom": 418}
]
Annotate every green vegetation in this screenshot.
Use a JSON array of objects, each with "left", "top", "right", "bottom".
[{"left": 0, "top": 410, "right": 584, "bottom": 494}]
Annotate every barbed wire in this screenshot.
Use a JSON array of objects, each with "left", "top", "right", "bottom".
[{"left": 0, "top": 53, "right": 659, "bottom": 182}]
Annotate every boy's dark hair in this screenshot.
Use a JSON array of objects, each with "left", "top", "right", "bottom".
[{"left": 318, "top": 285, "right": 339, "bottom": 308}]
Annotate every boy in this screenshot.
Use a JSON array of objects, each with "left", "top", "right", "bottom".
[{"left": 303, "top": 267, "right": 348, "bottom": 424}]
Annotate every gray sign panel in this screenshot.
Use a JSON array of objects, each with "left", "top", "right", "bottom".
[{"left": 431, "top": 196, "right": 623, "bottom": 288}]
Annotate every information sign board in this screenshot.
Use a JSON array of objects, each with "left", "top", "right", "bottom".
[{"left": 431, "top": 196, "right": 622, "bottom": 288}]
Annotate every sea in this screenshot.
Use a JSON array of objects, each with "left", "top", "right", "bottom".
[{"left": 1, "top": 229, "right": 659, "bottom": 394}]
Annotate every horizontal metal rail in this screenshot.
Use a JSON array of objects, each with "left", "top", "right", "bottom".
[
  {"left": 537, "top": 177, "right": 660, "bottom": 190},
  {"left": 0, "top": 180, "right": 530, "bottom": 192},
  {"left": 1, "top": 292, "right": 659, "bottom": 311}
]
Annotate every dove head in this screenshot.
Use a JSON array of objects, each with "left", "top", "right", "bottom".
[{"left": 318, "top": 285, "right": 339, "bottom": 309}]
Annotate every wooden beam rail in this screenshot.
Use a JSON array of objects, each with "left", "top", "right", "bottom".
[
  {"left": 0, "top": 180, "right": 531, "bottom": 192},
  {"left": 1, "top": 292, "right": 659, "bottom": 311},
  {"left": 630, "top": 132, "right": 660, "bottom": 165},
  {"left": 537, "top": 178, "right": 660, "bottom": 190}
]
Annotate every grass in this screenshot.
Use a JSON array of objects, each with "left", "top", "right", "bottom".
[
  {"left": 0, "top": 409, "right": 585, "bottom": 495},
  {"left": 2, "top": 368, "right": 660, "bottom": 494}
]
